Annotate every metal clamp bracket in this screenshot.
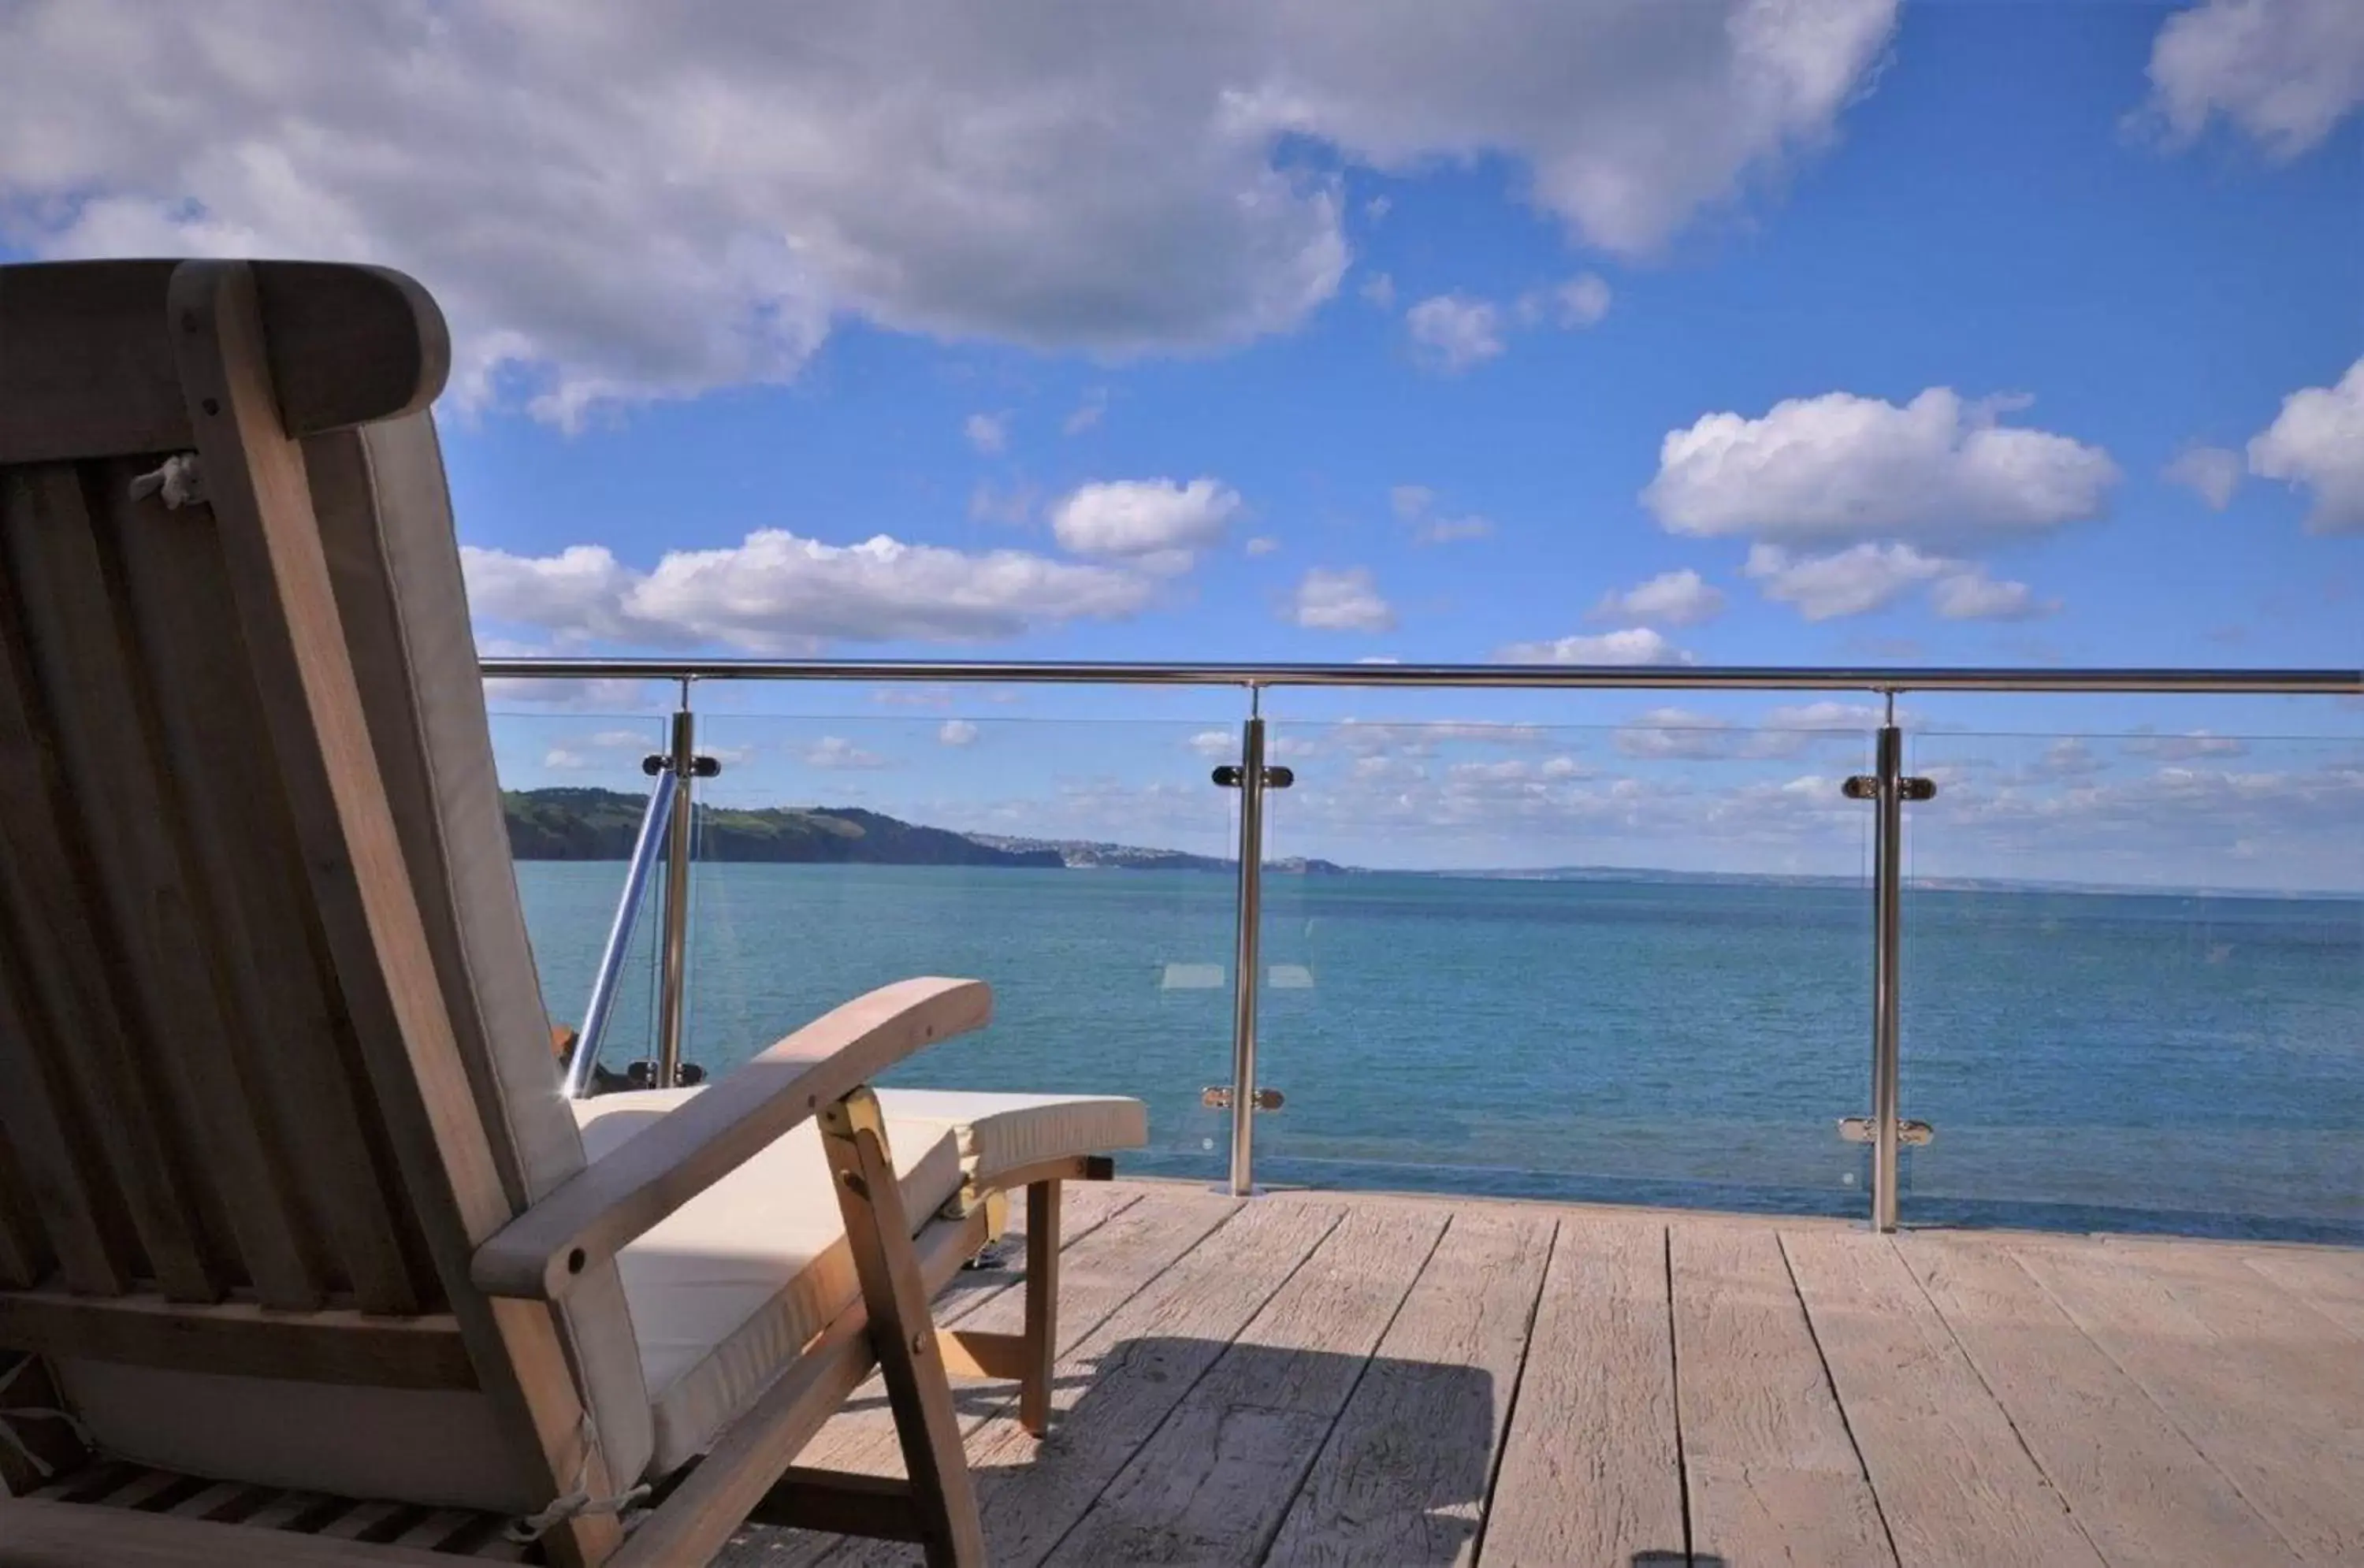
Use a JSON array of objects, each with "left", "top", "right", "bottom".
[
  {"left": 1838, "top": 1116, "right": 1933, "bottom": 1146},
  {"left": 1842, "top": 774, "right": 1935, "bottom": 801},
  {"left": 644, "top": 752, "right": 723, "bottom": 778},
  {"left": 1201, "top": 1086, "right": 1284, "bottom": 1112},
  {"left": 1212, "top": 764, "right": 1293, "bottom": 790}
]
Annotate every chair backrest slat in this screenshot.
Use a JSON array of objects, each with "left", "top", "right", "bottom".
[
  {"left": 0, "top": 1128, "right": 54, "bottom": 1290},
  {"left": 99, "top": 456, "right": 432, "bottom": 1314},
  {"left": 0, "top": 518, "right": 222, "bottom": 1301},
  {"left": 4, "top": 463, "right": 312, "bottom": 1304},
  {"left": 0, "top": 940, "right": 130, "bottom": 1295}
]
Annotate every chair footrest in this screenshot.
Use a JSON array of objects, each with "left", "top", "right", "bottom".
[
  {"left": 936, "top": 1328, "right": 1029, "bottom": 1380},
  {"left": 745, "top": 1466, "right": 927, "bottom": 1542}
]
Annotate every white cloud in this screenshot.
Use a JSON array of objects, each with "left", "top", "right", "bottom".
[
  {"left": 1928, "top": 568, "right": 2055, "bottom": 622},
  {"left": 1604, "top": 701, "right": 1909, "bottom": 763},
  {"left": 1335, "top": 720, "right": 1550, "bottom": 755},
  {"left": 1049, "top": 477, "right": 1242, "bottom": 571},
  {"left": 1744, "top": 542, "right": 1948, "bottom": 620},
  {"left": 1590, "top": 568, "right": 1725, "bottom": 627},
  {"left": 1647, "top": 388, "right": 2119, "bottom": 548},
  {"left": 2141, "top": 0, "right": 2364, "bottom": 159},
  {"left": 1517, "top": 272, "right": 1613, "bottom": 329},
  {"left": 1062, "top": 388, "right": 1109, "bottom": 436},
  {"left": 483, "top": 674, "right": 660, "bottom": 712},
  {"left": 963, "top": 412, "right": 1008, "bottom": 454},
  {"left": 2247, "top": 357, "right": 2364, "bottom": 533},
  {"left": 2121, "top": 729, "right": 2249, "bottom": 760},
  {"left": 1244, "top": 535, "right": 1281, "bottom": 557},
  {"left": 1414, "top": 272, "right": 1611, "bottom": 373},
  {"left": 1761, "top": 700, "right": 1892, "bottom": 731},
  {"left": 2033, "top": 738, "right": 2106, "bottom": 778},
  {"left": 462, "top": 530, "right": 1153, "bottom": 652},
  {"left": 1289, "top": 567, "right": 1396, "bottom": 632},
  {"left": 2165, "top": 445, "right": 2243, "bottom": 510},
  {"left": 543, "top": 748, "right": 591, "bottom": 771},
  {"left": 0, "top": 1, "right": 1896, "bottom": 421},
  {"left": 1359, "top": 272, "right": 1397, "bottom": 310},
  {"left": 1391, "top": 485, "right": 1492, "bottom": 544},
  {"left": 802, "top": 736, "right": 890, "bottom": 770},
  {"left": 1405, "top": 294, "right": 1504, "bottom": 373},
  {"left": 1496, "top": 627, "right": 1693, "bottom": 665},
  {"left": 1189, "top": 730, "right": 1236, "bottom": 758},
  {"left": 968, "top": 481, "right": 1038, "bottom": 526},
  {"left": 937, "top": 719, "right": 980, "bottom": 747},
  {"left": 1745, "top": 544, "right": 2051, "bottom": 623}
]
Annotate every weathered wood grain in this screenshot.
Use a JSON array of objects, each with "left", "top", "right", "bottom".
[
  {"left": 2012, "top": 1237, "right": 2364, "bottom": 1560},
  {"left": 716, "top": 1184, "right": 1222, "bottom": 1568},
  {"left": 1781, "top": 1228, "right": 2102, "bottom": 1566},
  {"left": 1266, "top": 1209, "right": 1552, "bottom": 1568},
  {"left": 824, "top": 1196, "right": 1350, "bottom": 1568},
  {"left": 1477, "top": 1217, "right": 1684, "bottom": 1568},
  {"left": 1898, "top": 1235, "right": 2297, "bottom": 1565},
  {"left": 1669, "top": 1221, "right": 1894, "bottom": 1566},
  {"left": 1043, "top": 1203, "right": 1448, "bottom": 1566},
  {"left": 2240, "top": 1247, "right": 2364, "bottom": 1339}
]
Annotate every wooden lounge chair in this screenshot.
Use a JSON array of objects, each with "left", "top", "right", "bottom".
[{"left": 0, "top": 258, "right": 1146, "bottom": 1566}]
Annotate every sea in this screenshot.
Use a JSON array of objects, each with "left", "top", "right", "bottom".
[{"left": 515, "top": 863, "right": 2364, "bottom": 1244}]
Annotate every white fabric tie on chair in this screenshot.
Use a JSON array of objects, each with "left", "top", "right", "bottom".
[
  {"left": 504, "top": 1414, "right": 652, "bottom": 1544},
  {"left": 0, "top": 1354, "right": 95, "bottom": 1480},
  {"left": 128, "top": 452, "right": 206, "bottom": 509}
]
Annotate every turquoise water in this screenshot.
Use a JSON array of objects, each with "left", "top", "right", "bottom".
[{"left": 516, "top": 863, "right": 2364, "bottom": 1243}]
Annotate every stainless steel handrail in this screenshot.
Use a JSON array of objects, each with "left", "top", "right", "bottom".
[
  {"left": 480, "top": 656, "right": 2358, "bottom": 693},
  {"left": 566, "top": 764, "right": 676, "bottom": 1098}
]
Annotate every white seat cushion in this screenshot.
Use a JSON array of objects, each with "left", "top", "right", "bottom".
[
  {"left": 872, "top": 1089, "right": 1148, "bottom": 1184},
  {"left": 572, "top": 1084, "right": 1148, "bottom": 1475},
  {"left": 573, "top": 1091, "right": 964, "bottom": 1474}
]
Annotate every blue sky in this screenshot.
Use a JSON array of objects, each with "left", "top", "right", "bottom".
[{"left": 4, "top": 0, "right": 2359, "bottom": 884}]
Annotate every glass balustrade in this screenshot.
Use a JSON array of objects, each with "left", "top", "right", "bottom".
[
  {"left": 487, "top": 676, "right": 2360, "bottom": 1239},
  {"left": 1251, "top": 714, "right": 1877, "bottom": 1216},
  {"left": 1902, "top": 723, "right": 2364, "bottom": 1241}
]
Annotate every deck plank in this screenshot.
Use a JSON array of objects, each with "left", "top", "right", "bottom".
[
  {"left": 1265, "top": 1208, "right": 1552, "bottom": 1568},
  {"left": 2239, "top": 1247, "right": 2364, "bottom": 1339},
  {"left": 812, "top": 1194, "right": 1347, "bottom": 1567},
  {"left": 2011, "top": 1237, "right": 2364, "bottom": 1561},
  {"left": 694, "top": 1186, "right": 2362, "bottom": 1568},
  {"left": 1477, "top": 1217, "right": 1685, "bottom": 1568},
  {"left": 1897, "top": 1234, "right": 2299, "bottom": 1566},
  {"left": 1043, "top": 1202, "right": 1450, "bottom": 1566},
  {"left": 1781, "top": 1228, "right": 2102, "bottom": 1567},
  {"left": 1669, "top": 1221, "right": 1895, "bottom": 1566}
]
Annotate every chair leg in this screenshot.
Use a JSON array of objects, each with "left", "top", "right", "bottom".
[
  {"left": 1019, "top": 1179, "right": 1061, "bottom": 1436},
  {"left": 820, "top": 1088, "right": 986, "bottom": 1568}
]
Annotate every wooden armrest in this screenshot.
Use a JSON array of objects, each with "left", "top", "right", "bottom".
[{"left": 470, "top": 977, "right": 991, "bottom": 1301}]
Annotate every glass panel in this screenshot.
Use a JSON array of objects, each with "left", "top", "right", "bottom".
[
  {"left": 664, "top": 713, "right": 1241, "bottom": 1180},
  {"left": 1253, "top": 712, "right": 1875, "bottom": 1217},
  {"left": 1904, "top": 725, "right": 2364, "bottom": 1241},
  {"left": 489, "top": 712, "right": 672, "bottom": 1074}
]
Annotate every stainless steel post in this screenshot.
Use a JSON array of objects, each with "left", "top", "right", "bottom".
[
  {"left": 567, "top": 764, "right": 677, "bottom": 1098},
  {"left": 655, "top": 700, "right": 697, "bottom": 1089},
  {"left": 1870, "top": 722, "right": 1905, "bottom": 1232},
  {"left": 1226, "top": 713, "right": 1269, "bottom": 1196}
]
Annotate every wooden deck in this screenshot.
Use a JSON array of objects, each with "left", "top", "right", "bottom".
[{"left": 721, "top": 1179, "right": 2364, "bottom": 1567}]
